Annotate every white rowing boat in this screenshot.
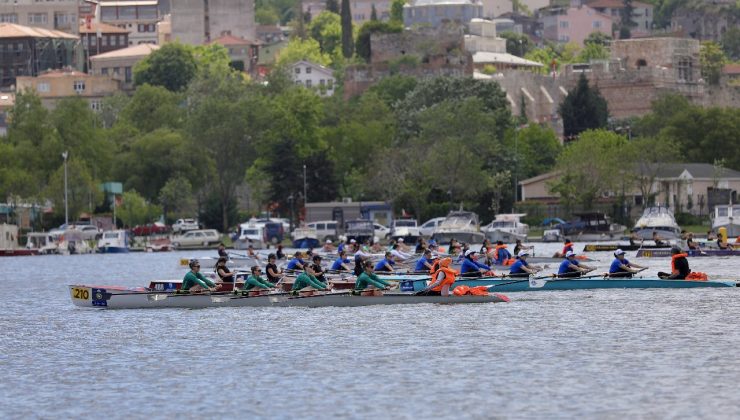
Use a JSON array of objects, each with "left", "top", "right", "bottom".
[{"left": 68, "top": 285, "right": 509, "bottom": 309}]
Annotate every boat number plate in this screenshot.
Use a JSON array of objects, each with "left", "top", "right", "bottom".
[
  {"left": 71, "top": 287, "right": 90, "bottom": 300},
  {"left": 91, "top": 288, "right": 108, "bottom": 307}
]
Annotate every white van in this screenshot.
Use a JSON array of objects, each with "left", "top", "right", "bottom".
[
  {"left": 306, "top": 220, "right": 339, "bottom": 242},
  {"left": 172, "top": 229, "right": 221, "bottom": 249},
  {"left": 234, "top": 224, "right": 266, "bottom": 249}
]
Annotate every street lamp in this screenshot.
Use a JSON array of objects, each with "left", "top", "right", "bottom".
[{"left": 62, "top": 151, "right": 69, "bottom": 226}]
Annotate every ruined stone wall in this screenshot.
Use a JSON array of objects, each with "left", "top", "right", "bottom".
[{"left": 610, "top": 37, "right": 700, "bottom": 73}]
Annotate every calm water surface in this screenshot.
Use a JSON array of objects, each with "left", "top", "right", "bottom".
[{"left": 2, "top": 243, "right": 740, "bottom": 419}]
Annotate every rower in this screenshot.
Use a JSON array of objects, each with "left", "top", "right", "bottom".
[
  {"left": 652, "top": 230, "right": 665, "bottom": 247},
  {"left": 214, "top": 256, "right": 234, "bottom": 283},
  {"left": 247, "top": 244, "right": 260, "bottom": 260},
  {"left": 390, "top": 243, "right": 411, "bottom": 261},
  {"left": 557, "top": 251, "right": 595, "bottom": 278},
  {"left": 686, "top": 233, "right": 699, "bottom": 250},
  {"left": 658, "top": 246, "right": 690, "bottom": 280},
  {"left": 310, "top": 254, "right": 328, "bottom": 284},
  {"left": 374, "top": 251, "right": 396, "bottom": 273},
  {"left": 242, "top": 265, "right": 275, "bottom": 291},
  {"left": 420, "top": 257, "right": 457, "bottom": 296},
  {"left": 415, "top": 238, "right": 427, "bottom": 254},
  {"left": 286, "top": 251, "right": 305, "bottom": 272},
  {"left": 460, "top": 250, "right": 492, "bottom": 278},
  {"left": 493, "top": 241, "right": 512, "bottom": 265},
  {"left": 509, "top": 251, "right": 541, "bottom": 277},
  {"left": 265, "top": 253, "right": 282, "bottom": 284},
  {"left": 396, "top": 238, "right": 410, "bottom": 253},
  {"left": 414, "top": 249, "right": 434, "bottom": 272},
  {"left": 608, "top": 249, "right": 646, "bottom": 278},
  {"left": 182, "top": 259, "right": 221, "bottom": 292},
  {"left": 354, "top": 260, "right": 393, "bottom": 294},
  {"left": 513, "top": 239, "right": 532, "bottom": 256},
  {"left": 323, "top": 239, "right": 335, "bottom": 253},
  {"left": 217, "top": 243, "right": 228, "bottom": 258},
  {"left": 555, "top": 238, "right": 574, "bottom": 258},
  {"left": 330, "top": 250, "right": 352, "bottom": 272},
  {"left": 354, "top": 244, "right": 373, "bottom": 276},
  {"left": 291, "top": 265, "right": 329, "bottom": 292}
]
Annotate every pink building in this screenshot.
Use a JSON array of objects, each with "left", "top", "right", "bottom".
[{"left": 540, "top": 2, "right": 614, "bottom": 45}]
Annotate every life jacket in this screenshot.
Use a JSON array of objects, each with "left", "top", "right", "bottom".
[
  {"left": 469, "top": 286, "right": 490, "bottom": 296},
  {"left": 493, "top": 244, "right": 507, "bottom": 261},
  {"left": 686, "top": 272, "right": 708, "bottom": 281},
  {"left": 562, "top": 242, "right": 573, "bottom": 256},
  {"left": 430, "top": 266, "right": 457, "bottom": 292},
  {"left": 429, "top": 260, "right": 441, "bottom": 275},
  {"left": 503, "top": 258, "right": 516, "bottom": 266},
  {"left": 671, "top": 253, "right": 689, "bottom": 274},
  {"left": 453, "top": 285, "right": 471, "bottom": 296}
]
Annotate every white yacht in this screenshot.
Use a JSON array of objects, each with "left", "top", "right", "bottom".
[
  {"left": 482, "top": 213, "right": 529, "bottom": 243},
  {"left": 632, "top": 206, "right": 681, "bottom": 240},
  {"left": 431, "top": 211, "right": 486, "bottom": 245},
  {"left": 712, "top": 204, "right": 740, "bottom": 237}
]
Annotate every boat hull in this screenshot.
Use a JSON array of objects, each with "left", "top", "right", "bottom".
[
  {"left": 98, "top": 246, "right": 129, "bottom": 254},
  {"left": 0, "top": 249, "right": 39, "bottom": 256},
  {"left": 68, "top": 285, "right": 508, "bottom": 309},
  {"left": 484, "top": 230, "right": 527, "bottom": 243},
  {"left": 432, "top": 232, "right": 486, "bottom": 245},
  {"left": 292, "top": 238, "right": 320, "bottom": 249},
  {"left": 636, "top": 248, "right": 740, "bottom": 258},
  {"left": 583, "top": 244, "right": 669, "bottom": 252}
]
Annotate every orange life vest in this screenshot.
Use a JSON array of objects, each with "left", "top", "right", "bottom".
[
  {"left": 686, "top": 272, "right": 708, "bottom": 281},
  {"left": 429, "top": 260, "right": 440, "bottom": 275},
  {"left": 494, "top": 244, "right": 508, "bottom": 261},
  {"left": 562, "top": 242, "right": 573, "bottom": 256},
  {"left": 430, "top": 266, "right": 457, "bottom": 292},
  {"left": 671, "top": 253, "right": 688, "bottom": 274}
]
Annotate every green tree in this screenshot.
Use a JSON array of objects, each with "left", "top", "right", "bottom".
[
  {"left": 45, "top": 158, "right": 104, "bottom": 221},
  {"left": 158, "top": 176, "right": 194, "bottom": 222},
  {"left": 625, "top": 136, "right": 680, "bottom": 208},
  {"left": 326, "top": 0, "right": 339, "bottom": 13},
  {"left": 341, "top": 0, "right": 353, "bottom": 58},
  {"left": 576, "top": 42, "right": 609, "bottom": 62},
  {"left": 721, "top": 26, "right": 740, "bottom": 60},
  {"left": 584, "top": 31, "right": 612, "bottom": 47},
  {"left": 255, "top": 7, "right": 280, "bottom": 25},
  {"left": 134, "top": 42, "right": 197, "bottom": 92},
  {"left": 120, "top": 84, "right": 183, "bottom": 133},
  {"left": 559, "top": 73, "right": 609, "bottom": 139},
  {"left": 700, "top": 41, "right": 728, "bottom": 85},
  {"left": 524, "top": 47, "right": 557, "bottom": 74},
  {"left": 118, "top": 190, "right": 160, "bottom": 227},
  {"left": 499, "top": 31, "right": 532, "bottom": 57},
  {"left": 619, "top": 0, "right": 638, "bottom": 39},
  {"left": 390, "top": 0, "right": 405, "bottom": 23},
  {"left": 308, "top": 11, "right": 342, "bottom": 56},
  {"left": 277, "top": 37, "right": 332, "bottom": 66},
  {"left": 99, "top": 93, "right": 130, "bottom": 129},
  {"left": 513, "top": 124, "right": 562, "bottom": 179},
  {"left": 366, "top": 74, "right": 418, "bottom": 106},
  {"left": 51, "top": 97, "right": 112, "bottom": 179},
  {"left": 632, "top": 93, "right": 692, "bottom": 138}
]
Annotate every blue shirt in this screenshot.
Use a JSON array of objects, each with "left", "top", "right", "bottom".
[
  {"left": 509, "top": 259, "right": 529, "bottom": 274},
  {"left": 558, "top": 259, "right": 579, "bottom": 275},
  {"left": 609, "top": 258, "right": 630, "bottom": 273},
  {"left": 286, "top": 258, "right": 305, "bottom": 270},
  {"left": 374, "top": 258, "right": 395, "bottom": 272},
  {"left": 337, "top": 243, "right": 345, "bottom": 253},
  {"left": 461, "top": 258, "right": 490, "bottom": 274},
  {"left": 331, "top": 257, "right": 350, "bottom": 270},
  {"left": 415, "top": 256, "right": 431, "bottom": 271},
  {"left": 494, "top": 248, "right": 512, "bottom": 265}
]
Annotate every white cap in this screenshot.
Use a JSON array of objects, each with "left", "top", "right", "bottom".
[
  {"left": 398, "top": 238, "right": 404, "bottom": 242},
  {"left": 517, "top": 251, "right": 529, "bottom": 258},
  {"left": 350, "top": 239, "right": 356, "bottom": 243},
  {"left": 464, "top": 250, "right": 476, "bottom": 257},
  {"left": 565, "top": 250, "right": 576, "bottom": 258},
  {"left": 326, "top": 239, "right": 332, "bottom": 244},
  {"left": 614, "top": 249, "right": 626, "bottom": 256}
]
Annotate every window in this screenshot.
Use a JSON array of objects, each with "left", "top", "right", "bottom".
[
  {"left": 306, "top": 79, "right": 312, "bottom": 87},
  {"left": 320, "top": 79, "right": 325, "bottom": 86},
  {"left": 295, "top": 67, "right": 300, "bottom": 74},
  {"left": 37, "top": 82, "right": 49, "bottom": 93},
  {"left": 559, "top": 20, "right": 568, "bottom": 29},
  {"left": 73, "top": 80, "right": 85, "bottom": 93},
  {"left": 327, "top": 79, "right": 333, "bottom": 89},
  {"left": 124, "top": 66, "right": 132, "bottom": 83},
  {"left": 305, "top": 66, "right": 312, "bottom": 74},
  {"left": 28, "top": 13, "right": 48, "bottom": 24},
  {"left": 90, "top": 35, "right": 97, "bottom": 46},
  {"left": 101, "top": 67, "right": 109, "bottom": 75},
  {"left": 592, "top": 21, "right": 601, "bottom": 28},
  {"left": 0, "top": 13, "right": 17, "bottom": 23},
  {"left": 101, "top": 7, "right": 117, "bottom": 21},
  {"left": 559, "top": 35, "right": 570, "bottom": 42},
  {"left": 90, "top": 100, "right": 101, "bottom": 111},
  {"left": 111, "top": 36, "right": 117, "bottom": 46},
  {"left": 102, "top": 36, "right": 108, "bottom": 47},
  {"left": 317, "top": 223, "right": 325, "bottom": 230},
  {"left": 54, "top": 12, "right": 73, "bottom": 28}
]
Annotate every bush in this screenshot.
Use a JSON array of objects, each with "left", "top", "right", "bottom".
[{"left": 675, "top": 212, "right": 708, "bottom": 226}]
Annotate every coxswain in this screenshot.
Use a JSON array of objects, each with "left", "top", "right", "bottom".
[
  {"left": 374, "top": 251, "right": 396, "bottom": 273},
  {"left": 421, "top": 257, "right": 458, "bottom": 296},
  {"left": 214, "top": 256, "right": 234, "bottom": 283},
  {"left": 286, "top": 251, "right": 305, "bottom": 272},
  {"left": 652, "top": 230, "right": 665, "bottom": 247},
  {"left": 608, "top": 249, "right": 646, "bottom": 278},
  {"left": 460, "top": 250, "right": 492, "bottom": 277},
  {"left": 658, "top": 246, "right": 690, "bottom": 279},
  {"left": 555, "top": 238, "right": 574, "bottom": 258},
  {"left": 182, "top": 259, "right": 221, "bottom": 292},
  {"left": 508, "top": 251, "right": 541, "bottom": 277},
  {"left": 330, "top": 250, "right": 352, "bottom": 272},
  {"left": 291, "top": 265, "right": 329, "bottom": 292},
  {"left": 242, "top": 265, "right": 275, "bottom": 291},
  {"left": 414, "top": 249, "right": 434, "bottom": 272},
  {"left": 310, "top": 254, "right": 328, "bottom": 284},
  {"left": 493, "top": 241, "right": 512, "bottom": 265},
  {"left": 557, "top": 251, "right": 595, "bottom": 278},
  {"left": 354, "top": 260, "right": 393, "bottom": 293},
  {"left": 265, "top": 253, "right": 282, "bottom": 284}
]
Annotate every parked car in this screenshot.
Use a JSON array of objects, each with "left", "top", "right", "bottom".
[
  {"left": 131, "top": 222, "right": 169, "bottom": 237},
  {"left": 172, "top": 218, "right": 200, "bottom": 233},
  {"left": 345, "top": 220, "right": 375, "bottom": 244},
  {"left": 389, "top": 218, "right": 421, "bottom": 242},
  {"left": 419, "top": 217, "right": 446, "bottom": 237},
  {"left": 373, "top": 223, "right": 390, "bottom": 240},
  {"left": 306, "top": 220, "right": 339, "bottom": 242},
  {"left": 172, "top": 229, "right": 221, "bottom": 249},
  {"left": 70, "top": 225, "right": 102, "bottom": 240}
]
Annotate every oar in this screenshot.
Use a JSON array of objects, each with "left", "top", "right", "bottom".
[{"left": 487, "top": 274, "right": 555, "bottom": 288}]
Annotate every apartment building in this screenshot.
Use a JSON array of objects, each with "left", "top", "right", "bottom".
[
  {"left": 0, "top": 0, "right": 78, "bottom": 35},
  {"left": 99, "top": 0, "right": 160, "bottom": 45},
  {"left": 170, "top": 0, "right": 255, "bottom": 45}
]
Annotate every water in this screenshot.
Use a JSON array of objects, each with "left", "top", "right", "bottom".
[{"left": 2, "top": 244, "right": 740, "bottom": 419}]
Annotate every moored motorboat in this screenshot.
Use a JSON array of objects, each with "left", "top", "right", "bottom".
[
  {"left": 432, "top": 211, "right": 486, "bottom": 244},
  {"left": 712, "top": 204, "right": 740, "bottom": 238},
  {"left": 632, "top": 206, "right": 681, "bottom": 240},
  {"left": 97, "top": 230, "right": 130, "bottom": 253},
  {"left": 291, "top": 226, "right": 320, "bottom": 249},
  {"left": 0, "top": 224, "right": 39, "bottom": 256},
  {"left": 482, "top": 213, "right": 529, "bottom": 243}
]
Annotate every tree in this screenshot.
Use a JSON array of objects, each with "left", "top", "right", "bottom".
[
  {"left": 118, "top": 190, "right": 160, "bottom": 227},
  {"left": 341, "top": 0, "right": 353, "bottom": 58},
  {"left": 308, "top": 11, "right": 342, "bottom": 56},
  {"left": 326, "top": 0, "right": 339, "bottom": 13},
  {"left": 559, "top": 73, "right": 609, "bottom": 139},
  {"left": 700, "top": 41, "right": 728, "bottom": 85},
  {"left": 721, "top": 26, "right": 740, "bottom": 60},
  {"left": 499, "top": 31, "right": 532, "bottom": 57},
  {"left": 133, "top": 42, "right": 197, "bottom": 92},
  {"left": 45, "top": 158, "right": 104, "bottom": 220},
  {"left": 624, "top": 136, "right": 680, "bottom": 208},
  {"left": 513, "top": 124, "right": 562, "bottom": 179},
  {"left": 366, "top": 74, "right": 418, "bottom": 106},
  {"left": 120, "top": 84, "right": 183, "bottom": 133},
  {"left": 576, "top": 42, "right": 609, "bottom": 63},
  {"left": 619, "top": 0, "right": 638, "bottom": 39},
  {"left": 584, "top": 31, "right": 612, "bottom": 47},
  {"left": 524, "top": 47, "right": 558, "bottom": 75},
  {"left": 255, "top": 7, "right": 280, "bottom": 25},
  {"left": 390, "top": 0, "right": 405, "bottom": 23},
  {"left": 158, "top": 176, "right": 194, "bottom": 222},
  {"left": 371, "top": 4, "right": 378, "bottom": 20},
  {"left": 276, "top": 37, "right": 332, "bottom": 67}
]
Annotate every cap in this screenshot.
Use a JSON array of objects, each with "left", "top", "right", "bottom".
[
  {"left": 464, "top": 250, "right": 476, "bottom": 257},
  {"left": 398, "top": 238, "right": 404, "bottom": 242},
  {"left": 517, "top": 251, "right": 529, "bottom": 258},
  {"left": 326, "top": 239, "right": 332, "bottom": 244},
  {"left": 350, "top": 239, "right": 357, "bottom": 243},
  {"left": 188, "top": 258, "right": 200, "bottom": 268},
  {"left": 565, "top": 251, "right": 576, "bottom": 258},
  {"left": 614, "top": 249, "right": 626, "bottom": 256}
]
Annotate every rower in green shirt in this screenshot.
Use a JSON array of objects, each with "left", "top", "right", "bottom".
[
  {"left": 291, "top": 265, "right": 329, "bottom": 292},
  {"left": 355, "top": 260, "right": 392, "bottom": 291},
  {"left": 182, "top": 259, "right": 221, "bottom": 292},
  {"left": 242, "top": 266, "right": 276, "bottom": 291}
]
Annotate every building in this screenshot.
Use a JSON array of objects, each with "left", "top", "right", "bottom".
[
  {"left": 170, "top": 0, "right": 255, "bottom": 45},
  {"left": 16, "top": 69, "right": 121, "bottom": 110},
  {"left": 99, "top": 0, "right": 160, "bottom": 45},
  {"left": 256, "top": 24, "right": 284, "bottom": 44},
  {"left": 540, "top": 1, "right": 614, "bottom": 45},
  {"left": 303, "top": 0, "right": 391, "bottom": 24},
  {"left": 587, "top": 0, "right": 653, "bottom": 38},
  {"left": 90, "top": 43, "right": 159, "bottom": 90},
  {"left": 79, "top": 21, "right": 130, "bottom": 63},
  {"left": 481, "top": 0, "right": 549, "bottom": 19},
  {"left": 497, "top": 11, "right": 543, "bottom": 40},
  {"left": 465, "top": 19, "right": 543, "bottom": 71},
  {"left": 0, "top": 23, "right": 80, "bottom": 90},
  {"left": 210, "top": 33, "right": 260, "bottom": 74},
  {"left": 403, "top": 0, "right": 483, "bottom": 29},
  {"left": 0, "top": 0, "right": 78, "bottom": 35},
  {"left": 305, "top": 201, "right": 393, "bottom": 226},
  {"left": 0, "top": 92, "right": 13, "bottom": 136},
  {"left": 670, "top": 0, "right": 738, "bottom": 42},
  {"left": 290, "top": 60, "right": 336, "bottom": 96}
]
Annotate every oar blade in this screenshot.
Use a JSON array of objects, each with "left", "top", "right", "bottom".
[{"left": 528, "top": 278, "right": 548, "bottom": 288}]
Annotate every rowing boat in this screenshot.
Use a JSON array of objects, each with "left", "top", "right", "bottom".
[
  {"left": 636, "top": 249, "right": 740, "bottom": 258},
  {"left": 583, "top": 244, "right": 669, "bottom": 252},
  {"left": 388, "top": 276, "right": 738, "bottom": 293},
  {"left": 68, "top": 285, "right": 508, "bottom": 309}
]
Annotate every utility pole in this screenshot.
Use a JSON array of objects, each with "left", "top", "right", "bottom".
[
  {"left": 62, "top": 151, "right": 69, "bottom": 226},
  {"left": 303, "top": 164, "right": 307, "bottom": 209}
]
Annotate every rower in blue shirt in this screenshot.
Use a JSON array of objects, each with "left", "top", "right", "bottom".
[
  {"left": 374, "top": 252, "right": 395, "bottom": 272},
  {"left": 460, "top": 250, "right": 493, "bottom": 277},
  {"left": 414, "top": 249, "right": 434, "bottom": 272},
  {"left": 286, "top": 252, "right": 306, "bottom": 271},
  {"left": 557, "top": 251, "right": 595, "bottom": 278},
  {"left": 493, "top": 241, "right": 512, "bottom": 265},
  {"left": 508, "top": 251, "right": 542, "bottom": 277},
  {"left": 608, "top": 249, "right": 646, "bottom": 278},
  {"left": 330, "top": 250, "right": 352, "bottom": 271}
]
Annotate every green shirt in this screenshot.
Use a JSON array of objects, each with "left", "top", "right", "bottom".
[
  {"left": 242, "top": 274, "right": 275, "bottom": 291},
  {"left": 182, "top": 271, "right": 216, "bottom": 291},
  {"left": 292, "top": 272, "right": 328, "bottom": 291},
  {"left": 354, "top": 272, "right": 391, "bottom": 290}
]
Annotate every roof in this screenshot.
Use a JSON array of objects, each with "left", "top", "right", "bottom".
[
  {"left": 0, "top": 23, "right": 78, "bottom": 40},
  {"left": 406, "top": 0, "right": 480, "bottom": 6},
  {"left": 290, "top": 60, "right": 334, "bottom": 76},
  {"left": 588, "top": 0, "right": 652, "bottom": 9},
  {"left": 210, "top": 34, "right": 261, "bottom": 46},
  {"left": 723, "top": 63, "right": 740, "bottom": 75},
  {"left": 519, "top": 171, "right": 561, "bottom": 185},
  {"left": 99, "top": 1, "right": 158, "bottom": 6},
  {"left": 472, "top": 51, "right": 543, "bottom": 67},
  {"left": 90, "top": 43, "right": 160, "bottom": 59},
  {"left": 35, "top": 69, "right": 89, "bottom": 78},
  {"left": 651, "top": 163, "right": 740, "bottom": 179},
  {"left": 79, "top": 22, "right": 130, "bottom": 34}
]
